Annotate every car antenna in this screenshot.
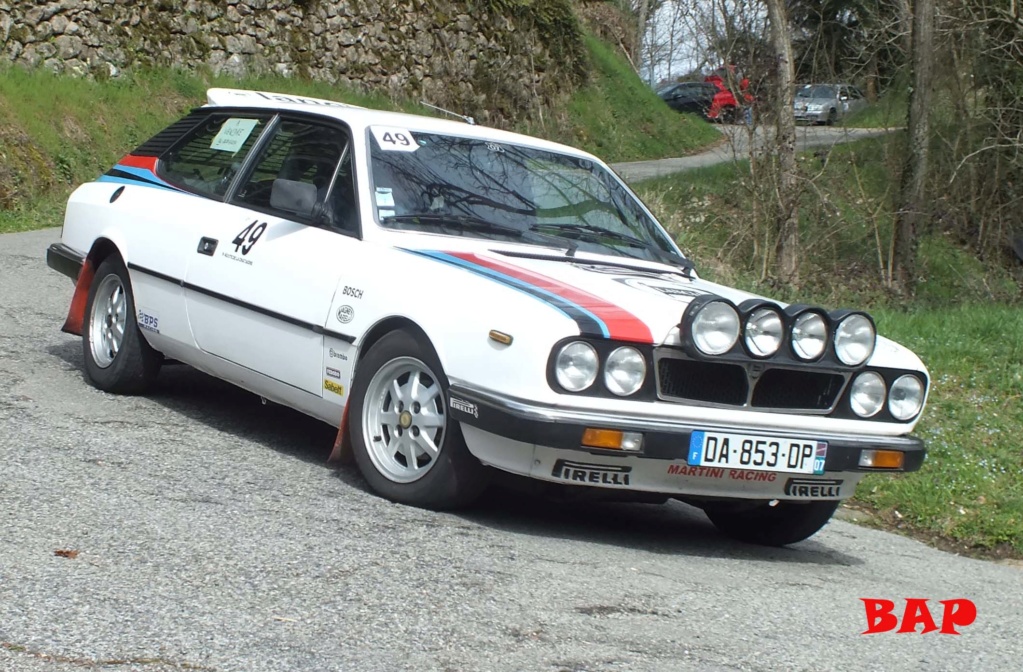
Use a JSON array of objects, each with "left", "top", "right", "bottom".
[{"left": 420, "top": 101, "right": 476, "bottom": 126}]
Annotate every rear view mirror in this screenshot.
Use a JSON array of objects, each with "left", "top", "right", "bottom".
[{"left": 270, "top": 179, "right": 318, "bottom": 218}]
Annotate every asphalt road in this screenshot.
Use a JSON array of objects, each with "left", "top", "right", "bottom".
[
  {"left": 1, "top": 228, "right": 1021, "bottom": 672},
  {"left": 610, "top": 125, "right": 892, "bottom": 182}
]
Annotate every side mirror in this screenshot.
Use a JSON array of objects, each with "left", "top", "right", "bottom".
[{"left": 270, "top": 178, "right": 318, "bottom": 219}]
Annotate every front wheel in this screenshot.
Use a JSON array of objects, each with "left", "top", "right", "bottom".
[
  {"left": 82, "top": 256, "right": 162, "bottom": 394},
  {"left": 349, "top": 330, "right": 489, "bottom": 509},
  {"left": 703, "top": 499, "right": 839, "bottom": 546}
]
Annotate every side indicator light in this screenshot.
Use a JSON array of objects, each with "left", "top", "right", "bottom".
[
  {"left": 859, "top": 449, "right": 904, "bottom": 469},
  {"left": 582, "top": 428, "right": 643, "bottom": 452},
  {"left": 488, "top": 330, "right": 513, "bottom": 345}
]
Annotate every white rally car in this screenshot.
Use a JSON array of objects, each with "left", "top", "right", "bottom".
[{"left": 47, "top": 88, "right": 928, "bottom": 545}]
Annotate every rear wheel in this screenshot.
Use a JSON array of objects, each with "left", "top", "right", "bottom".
[
  {"left": 350, "top": 330, "right": 489, "bottom": 509},
  {"left": 703, "top": 499, "right": 839, "bottom": 546},
  {"left": 82, "top": 256, "right": 162, "bottom": 394}
]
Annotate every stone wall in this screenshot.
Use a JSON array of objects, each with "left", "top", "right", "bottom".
[{"left": 0, "top": 0, "right": 587, "bottom": 124}]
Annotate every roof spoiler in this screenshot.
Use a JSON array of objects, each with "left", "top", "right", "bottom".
[{"left": 205, "top": 88, "right": 365, "bottom": 110}]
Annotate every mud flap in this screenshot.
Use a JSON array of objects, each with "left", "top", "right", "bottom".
[
  {"left": 60, "top": 258, "right": 95, "bottom": 336},
  {"left": 327, "top": 403, "right": 353, "bottom": 464}
]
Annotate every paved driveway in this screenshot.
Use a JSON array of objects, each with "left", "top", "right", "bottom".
[{"left": 610, "top": 125, "right": 892, "bottom": 182}]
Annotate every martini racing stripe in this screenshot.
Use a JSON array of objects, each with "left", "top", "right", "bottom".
[
  {"left": 405, "top": 249, "right": 611, "bottom": 339},
  {"left": 447, "top": 251, "right": 654, "bottom": 343},
  {"left": 98, "top": 154, "right": 180, "bottom": 191}
]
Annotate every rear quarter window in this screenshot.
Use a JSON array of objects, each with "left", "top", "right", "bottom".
[{"left": 159, "top": 114, "right": 270, "bottom": 198}]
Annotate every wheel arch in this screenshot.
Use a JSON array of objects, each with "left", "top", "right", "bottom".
[{"left": 354, "top": 316, "right": 441, "bottom": 377}]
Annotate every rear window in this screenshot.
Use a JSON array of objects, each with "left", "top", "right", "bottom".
[{"left": 159, "top": 114, "right": 270, "bottom": 197}]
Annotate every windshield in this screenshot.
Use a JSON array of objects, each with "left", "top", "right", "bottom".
[
  {"left": 797, "top": 85, "right": 835, "bottom": 99},
  {"left": 368, "top": 129, "right": 683, "bottom": 264}
]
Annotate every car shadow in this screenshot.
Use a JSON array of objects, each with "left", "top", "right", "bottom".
[
  {"left": 459, "top": 485, "right": 864, "bottom": 567},
  {"left": 48, "top": 341, "right": 864, "bottom": 566}
]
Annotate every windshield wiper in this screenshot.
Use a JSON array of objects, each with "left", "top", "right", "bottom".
[
  {"left": 529, "top": 222, "right": 693, "bottom": 272},
  {"left": 384, "top": 213, "right": 577, "bottom": 253}
]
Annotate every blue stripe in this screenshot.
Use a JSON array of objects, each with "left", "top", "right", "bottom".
[
  {"left": 112, "top": 164, "right": 175, "bottom": 187},
  {"left": 406, "top": 249, "right": 610, "bottom": 338},
  {"left": 97, "top": 175, "right": 178, "bottom": 191}
]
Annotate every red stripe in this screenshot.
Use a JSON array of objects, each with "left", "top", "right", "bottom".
[
  {"left": 448, "top": 251, "right": 653, "bottom": 343},
  {"left": 119, "top": 154, "right": 159, "bottom": 171}
]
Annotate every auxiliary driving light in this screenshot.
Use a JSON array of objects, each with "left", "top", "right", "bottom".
[
  {"left": 791, "top": 311, "right": 828, "bottom": 360},
  {"left": 834, "top": 313, "right": 876, "bottom": 366},
  {"left": 744, "top": 307, "right": 784, "bottom": 357},
  {"left": 690, "top": 300, "right": 740, "bottom": 355}
]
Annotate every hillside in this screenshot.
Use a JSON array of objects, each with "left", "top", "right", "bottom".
[{"left": 0, "top": 32, "right": 717, "bottom": 234}]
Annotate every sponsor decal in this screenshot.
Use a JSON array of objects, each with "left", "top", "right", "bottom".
[
  {"left": 323, "top": 379, "right": 345, "bottom": 396},
  {"left": 325, "top": 367, "right": 341, "bottom": 380},
  {"left": 666, "top": 464, "right": 777, "bottom": 482},
  {"left": 328, "top": 348, "right": 349, "bottom": 361},
  {"left": 137, "top": 307, "right": 160, "bottom": 334},
  {"left": 552, "top": 459, "right": 632, "bottom": 487},
  {"left": 861, "top": 599, "right": 976, "bottom": 635},
  {"left": 221, "top": 251, "right": 253, "bottom": 266},
  {"left": 336, "top": 305, "right": 354, "bottom": 324},
  {"left": 342, "top": 285, "right": 364, "bottom": 299},
  {"left": 618, "top": 277, "right": 706, "bottom": 301},
  {"left": 449, "top": 396, "right": 478, "bottom": 418},
  {"left": 784, "top": 477, "right": 843, "bottom": 498}
]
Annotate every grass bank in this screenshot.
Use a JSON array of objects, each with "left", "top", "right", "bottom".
[
  {"left": 636, "top": 136, "right": 1023, "bottom": 556},
  {"left": 0, "top": 42, "right": 716, "bottom": 235}
]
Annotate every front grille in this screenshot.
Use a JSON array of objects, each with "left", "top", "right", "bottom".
[
  {"left": 655, "top": 351, "right": 847, "bottom": 413},
  {"left": 657, "top": 358, "right": 748, "bottom": 405},
  {"left": 751, "top": 368, "right": 845, "bottom": 410}
]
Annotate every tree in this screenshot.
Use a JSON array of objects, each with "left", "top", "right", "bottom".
[
  {"left": 764, "top": 0, "right": 800, "bottom": 283},
  {"left": 891, "top": 0, "right": 935, "bottom": 294}
]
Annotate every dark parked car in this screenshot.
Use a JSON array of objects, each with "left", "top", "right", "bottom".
[{"left": 658, "top": 82, "right": 718, "bottom": 117}]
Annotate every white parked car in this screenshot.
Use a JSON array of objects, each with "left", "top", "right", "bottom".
[
  {"left": 794, "top": 83, "right": 869, "bottom": 125},
  {"left": 48, "top": 88, "right": 928, "bottom": 545}
]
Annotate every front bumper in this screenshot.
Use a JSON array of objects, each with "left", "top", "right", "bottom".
[
  {"left": 794, "top": 109, "right": 827, "bottom": 123},
  {"left": 448, "top": 382, "right": 925, "bottom": 500},
  {"left": 47, "top": 243, "right": 84, "bottom": 281}
]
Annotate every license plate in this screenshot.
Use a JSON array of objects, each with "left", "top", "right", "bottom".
[{"left": 687, "top": 430, "right": 827, "bottom": 475}]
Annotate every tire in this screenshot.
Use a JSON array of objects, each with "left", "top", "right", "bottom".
[
  {"left": 82, "top": 256, "right": 162, "bottom": 394},
  {"left": 349, "top": 329, "right": 489, "bottom": 509},
  {"left": 826, "top": 108, "right": 838, "bottom": 126},
  {"left": 703, "top": 499, "right": 839, "bottom": 546}
]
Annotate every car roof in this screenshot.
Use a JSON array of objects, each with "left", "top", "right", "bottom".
[{"left": 204, "top": 88, "right": 594, "bottom": 159}]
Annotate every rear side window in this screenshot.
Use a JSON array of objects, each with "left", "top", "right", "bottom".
[{"left": 159, "top": 114, "right": 270, "bottom": 197}]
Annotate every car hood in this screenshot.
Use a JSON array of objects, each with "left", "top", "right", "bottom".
[
  {"left": 400, "top": 242, "right": 763, "bottom": 344},
  {"left": 397, "top": 240, "right": 925, "bottom": 371}
]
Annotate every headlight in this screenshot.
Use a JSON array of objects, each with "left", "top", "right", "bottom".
[
  {"left": 807, "top": 103, "right": 823, "bottom": 111},
  {"left": 850, "top": 371, "right": 886, "bottom": 418},
  {"left": 744, "top": 307, "right": 783, "bottom": 357},
  {"left": 889, "top": 375, "right": 924, "bottom": 420},
  {"left": 555, "top": 341, "right": 598, "bottom": 392},
  {"left": 834, "top": 314, "right": 876, "bottom": 366},
  {"left": 691, "top": 301, "right": 740, "bottom": 355},
  {"left": 604, "top": 346, "right": 646, "bottom": 396},
  {"left": 791, "top": 311, "right": 828, "bottom": 360}
]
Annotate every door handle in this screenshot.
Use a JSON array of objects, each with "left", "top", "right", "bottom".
[{"left": 197, "top": 237, "right": 218, "bottom": 256}]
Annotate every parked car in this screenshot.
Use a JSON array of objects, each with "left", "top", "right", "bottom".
[
  {"left": 794, "top": 83, "right": 868, "bottom": 125},
  {"left": 47, "top": 88, "right": 929, "bottom": 546},
  {"left": 657, "top": 82, "right": 718, "bottom": 117}
]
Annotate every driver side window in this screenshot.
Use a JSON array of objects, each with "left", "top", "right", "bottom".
[{"left": 234, "top": 120, "right": 351, "bottom": 225}]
